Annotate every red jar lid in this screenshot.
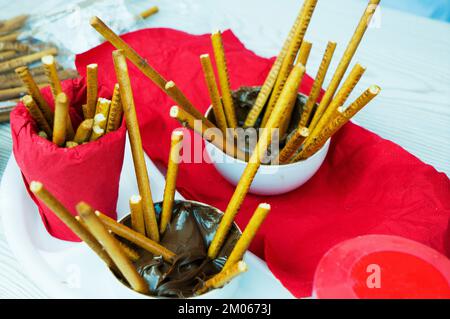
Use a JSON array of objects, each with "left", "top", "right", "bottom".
[{"left": 313, "top": 235, "right": 450, "bottom": 299}]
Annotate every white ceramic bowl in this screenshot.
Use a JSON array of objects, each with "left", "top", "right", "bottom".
[
  {"left": 204, "top": 106, "right": 330, "bottom": 196},
  {"left": 108, "top": 200, "right": 242, "bottom": 299}
]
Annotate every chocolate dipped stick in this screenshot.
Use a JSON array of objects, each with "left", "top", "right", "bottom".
[{"left": 195, "top": 261, "right": 248, "bottom": 295}]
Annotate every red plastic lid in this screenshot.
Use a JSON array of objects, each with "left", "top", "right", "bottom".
[{"left": 313, "top": 235, "right": 450, "bottom": 299}]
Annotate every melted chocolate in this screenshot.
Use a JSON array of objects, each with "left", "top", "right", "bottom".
[{"left": 117, "top": 200, "right": 240, "bottom": 298}]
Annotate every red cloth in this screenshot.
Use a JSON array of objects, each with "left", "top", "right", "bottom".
[
  {"left": 11, "top": 78, "right": 126, "bottom": 241},
  {"left": 75, "top": 28, "right": 450, "bottom": 297}
]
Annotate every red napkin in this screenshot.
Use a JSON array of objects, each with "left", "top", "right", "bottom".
[
  {"left": 76, "top": 28, "right": 450, "bottom": 297},
  {"left": 10, "top": 78, "right": 126, "bottom": 241}
]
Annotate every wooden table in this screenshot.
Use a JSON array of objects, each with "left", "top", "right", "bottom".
[{"left": 0, "top": 0, "right": 449, "bottom": 298}]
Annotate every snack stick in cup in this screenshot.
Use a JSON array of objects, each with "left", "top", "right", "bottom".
[
  {"left": 297, "top": 40, "right": 312, "bottom": 66},
  {"left": 52, "top": 92, "right": 69, "bottom": 146},
  {"left": 15, "top": 66, "right": 54, "bottom": 126},
  {"left": 196, "top": 261, "right": 248, "bottom": 295},
  {"left": 106, "top": 83, "right": 123, "bottom": 133},
  {"left": 223, "top": 204, "right": 270, "bottom": 270},
  {"left": 276, "top": 126, "right": 309, "bottom": 164},
  {"left": 95, "top": 210, "right": 176, "bottom": 263},
  {"left": 300, "top": 41, "right": 337, "bottom": 127},
  {"left": 129, "top": 195, "right": 146, "bottom": 235},
  {"left": 22, "top": 95, "right": 52, "bottom": 137},
  {"left": 244, "top": 0, "right": 309, "bottom": 128},
  {"left": 112, "top": 49, "right": 160, "bottom": 242},
  {"left": 261, "top": 0, "right": 318, "bottom": 128},
  {"left": 169, "top": 106, "right": 246, "bottom": 161},
  {"left": 308, "top": 0, "right": 380, "bottom": 131},
  {"left": 200, "top": 54, "right": 228, "bottom": 133},
  {"left": 0, "top": 48, "right": 58, "bottom": 73},
  {"left": 85, "top": 64, "right": 98, "bottom": 119},
  {"left": 164, "top": 81, "right": 215, "bottom": 129},
  {"left": 208, "top": 64, "right": 306, "bottom": 259},
  {"left": 29, "top": 182, "right": 115, "bottom": 268},
  {"left": 76, "top": 202, "right": 149, "bottom": 294},
  {"left": 95, "top": 97, "right": 111, "bottom": 120},
  {"left": 89, "top": 125, "right": 105, "bottom": 141},
  {"left": 160, "top": 131, "right": 183, "bottom": 234},
  {"left": 211, "top": 30, "right": 237, "bottom": 128},
  {"left": 74, "top": 119, "right": 93, "bottom": 144},
  {"left": 65, "top": 141, "right": 78, "bottom": 148},
  {"left": 295, "top": 85, "right": 381, "bottom": 161},
  {"left": 139, "top": 6, "right": 159, "bottom": 19}
]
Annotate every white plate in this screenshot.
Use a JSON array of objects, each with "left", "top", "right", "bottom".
[{"left": 0, "top": 137, "right": 294, "bottom": 299}]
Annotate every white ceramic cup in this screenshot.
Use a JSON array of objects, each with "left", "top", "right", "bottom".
[
  {"left": 107, "top": 200, "right": 243, "bottom": 299},
  {"left": 204, "top": 106, "right": 330, "bottom": 196}
]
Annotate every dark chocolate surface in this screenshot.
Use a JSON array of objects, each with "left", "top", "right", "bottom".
[{"left": 117, "top": 200, "right": 240, "bottom": 298}]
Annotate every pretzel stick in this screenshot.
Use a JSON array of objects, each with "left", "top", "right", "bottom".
[
  {"left": 29, "top": 182, "right": 115, "bottom": 268},
  {"left": 1, "top": 69, "right": 75, "bottom": 90},
  {"left": 211, "top": 30, "right": 237, "bottom": 128},
  {"left": 276, "top": 126, "right": 309, "bottom": 164},
  {"left": 42, "top": 55, "right": 74, "bottom": 139},
  {"left": 0, "top": 15, "right": 28, "bottom": 34},
  {"left": 309, "top": 0, "right": 380, "bottom": 131},
  {"left": 89, "top": 125, "right": 105, "bottom": 141},
  {"left": 77, "top": 202, "right": 148, "bottom": 294},
  {"left": 0, "top": 64, "right": 64, "bottom": 83},
  {"left": 95, "top": 211, "right": 176, "bottom": 263},
  {"left": 170, "top": 106, "right": 246, "bottom": 161},
  {"left": 160, "top": 131, "right": 183, "bottom": 234},
  {"left": 208, "top": 64, "right": 306, "bottom": 259},
  {"left": 0, "top": 32, "right": 20, "bottom": 42},
  {"left": 223, "top": 204, "right": 270, "bottom": 270},
  {"left": 0, "top": 50, "right": 16, "bottom": 62},
  {"left": 0, "top": 83, "right": 47, "bottom": 101},
  {"left": 129, "top": 195, "right": 146, "bottom": 235},
  {"left": 0, "top": 41, "right": 29, "bottom": 52},
  {"left": 52, "top": 92, "right": 68, "bottom": 146},
  {"left": 139, "top": 6, "right": 159, "bottom": 19},
  {"left": 113, "top": 49, "right": 159, "bottom": 242},
  {"left": 195, "top": 261, "right": 248, "bottom": 295},
  {"left": 299, "top": 41, "right": 336, "bottom": 127},
  {"left": 244, "top": 1, "right": 309, "bottom": 128},
  {"left": 73, "top": 119, "right": 93, "bottom": 143},
  {"left": 84, "top": 64, "right": 98, "bottom": 119},
  {"left": 165, "top": 81, "right": 215, "bottom": 129},
  {"left": 297, "top": 40, "right": 312, "bottom": 66},
  {"left": 106, "top": 83, "right": 123, "bottom": 133},
  {"left": 95, "top": 97, "right": 111, "bottom": 119},
  {"left": 261, "top": 0, "right": 318, "bottom": 128},
  {"left": 22, "top": 95, "right": 52, "bottom": 137},
  {"left": 294, "top": 85, "right": 380, "bottom": 161},
  {"left": 65, "top": 141, "right": 78, "bottom": 148},
  {"left": 0, "top": 48, "right": 58, "bottom": 73},
  {"left": 15, "top": 66, "right": 53, "bottom": 125},
  {"left": 200, "top": 54, "right": 228, "bottom": 133},
  {"left": 309, "top": 63, "right": 365, "bottom": 138}
]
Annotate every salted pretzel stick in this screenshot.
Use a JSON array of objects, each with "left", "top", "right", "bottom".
[
  {"left": 0, "top": 15, "right": 28, "bottom": 34},
  {"left": 276, "top": 126, "right": 309, "bottom": 164},
  {"left": 211, "top": 30, "right": 237, "bottom": 128},
  {"left": 95, "top": 211, "right": 176, "bottom": 263},
  {"left": 139, "top": 6, "right": 159, "bottom": 19},
  {"left": 223, "top": 204, "right": 270, "bottom": 270},
  {"left": 200, "top": 54, "right": 228, "bottom": 133},
  {"left": 170, "top": 106, "right": 246, "bottom": 161},
  {"left": 74, "top": 119, "right": 93, "bottom": 143},
  {"left": 52, "top": 93, "right": 68, "bottom": 146},
  {"left": 299, "top": 41, "right": 337, "bottom": 127},
  {"left": 208, "top": 64, "right": 306, "bottom": 259},
  {"left": 15, "top": 66, "right": 53, "bottom": 125},
  {"left": 261, "top": 0, "right": 318, "bottom": 128},
  {"left": 106, "top": 83, "right": 123, "bottom": 133},
  {"left": 29, "top": 182, "right": 115, "bottom": 268},
  {"left": 65, "top": 141, "right": 78, "bottom": 148},
  {"left": 309, "top": 0, "right": 380, "bottom": 131},
  {"left": 84, "top": 64, "right": 98, "bottom": 119},
  {"left": 196, "top": 261, "right": 248, "bottom": 295},
  {"left": 42, "top": 55, "right": 74, "bottom": 139},
  {"left": 244, "top": 1, "right": 308, "bottom": 128},
  {"left": 77, "top": 202, "right": 148, "bottom": 294},
  {"left": 165, "top": 81, "right": 215, "bottom": 129},
  {"left": 0, "top": 47, "right": 58, "bottom": 73},
  {"left": 0, "top": 41, "right": 29, "bottom": 52},
  {"left": 160, "top": 131, "right": 183, "bottom": 234},
  {"left": 129, "top": 195, "right": 146, "bottom": 235},
  {"left": 113, "top": 49, "right": 159, "bottom": 242},
  {"left": 22, "top": 95, "right": 52, "bottom": 137},
  {"left": 89, "top": 125, "right": 104, "bottom": 141},
  {"left": 309, "top": 63, "right": 366, "bottom": 137}
]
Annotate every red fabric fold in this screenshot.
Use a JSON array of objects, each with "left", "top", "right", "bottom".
[
  {"left": 75, "top": 28, "right": 450, "bottom": 297},
  {"left": 11, "top": 78, "right": 126, "bottom": 241}
]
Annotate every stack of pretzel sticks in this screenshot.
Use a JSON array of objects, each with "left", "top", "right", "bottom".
[
  {"left": 27, "top": 50, "right": 271, "bottom": 295},
  {"left": 15, "top": 55, "right": 124, "bottom": 147}
]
